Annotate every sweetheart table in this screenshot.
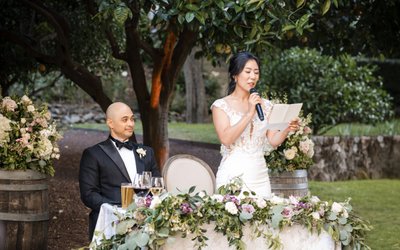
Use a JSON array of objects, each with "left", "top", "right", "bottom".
[{"left": 91, "top": 203, "right": 341, "bottom": 250}]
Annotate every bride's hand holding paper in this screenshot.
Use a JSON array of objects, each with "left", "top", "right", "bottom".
[{"left": 287, "top": 117, "right": 300, "bottom": 132}]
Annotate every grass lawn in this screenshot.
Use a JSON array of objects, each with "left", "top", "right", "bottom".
[{"left": 309, "top": 180, "right": 400, "bottom": 250}]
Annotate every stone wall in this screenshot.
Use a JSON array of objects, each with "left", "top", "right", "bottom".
[{"left": 310, "top": 135, "right": 400, "bottom": 181}]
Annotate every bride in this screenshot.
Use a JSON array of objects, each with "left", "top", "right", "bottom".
[{"left": 211, "top": 51, "right": 299, "bottom": 197}]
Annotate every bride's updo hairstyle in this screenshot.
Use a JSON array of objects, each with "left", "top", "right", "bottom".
[{"left": 227, "top": 51, "right": 261, "bottom": 95}]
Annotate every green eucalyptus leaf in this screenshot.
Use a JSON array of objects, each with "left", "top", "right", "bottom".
[
  {"left": 116, "top": 219, "right": 135, "bottom": 235},
  {"left": 328, "top": 212, "right": 337, "bottom": 221},
  {"left": 188, "top": 185, "right": 196, "bottom": 193},
  {"left": 134, "top": 232, "right": 150, "bottom": 247},
  {"left": 338, "top": 216, "right": 347, "bottom": 225}
]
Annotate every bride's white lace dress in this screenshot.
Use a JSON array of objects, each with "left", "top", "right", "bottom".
[{"left": 211, "top": 98, "right": 273, "bottom": 198}]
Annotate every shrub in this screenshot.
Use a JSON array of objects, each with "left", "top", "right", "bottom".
[{"left": 260, "top": 48, "right": 394, "bottom": 134}]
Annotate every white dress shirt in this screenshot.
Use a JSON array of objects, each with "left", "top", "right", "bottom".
[{"left": 111, "top": 141, "right": 137, "bottom": 182}]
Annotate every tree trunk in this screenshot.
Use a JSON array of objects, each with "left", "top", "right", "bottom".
[
  {"left": 183, "top": 50, "right": 207, "bottom": 123},
  {"left": 146, "top": 104, "right": 170, "bottom": 171}
]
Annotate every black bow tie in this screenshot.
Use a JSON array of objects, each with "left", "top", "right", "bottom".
[{"left": 110, "top": 137, "right": 134, "bottom": 150}]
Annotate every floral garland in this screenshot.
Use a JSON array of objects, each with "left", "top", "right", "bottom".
[
  {"left": 0, "top": 95, "right": 62, "bottom": 176},
  {"left": 92, "top": 178, "right": 371, "bottom": 250}
]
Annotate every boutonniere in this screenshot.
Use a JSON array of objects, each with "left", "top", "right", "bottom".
[{"left": 136, "top": 147, "right": 147, "bottom": 159}]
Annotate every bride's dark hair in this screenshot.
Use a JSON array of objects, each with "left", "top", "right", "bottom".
[{"left": 227, "top": 51, "right": 261, "bottom": 95}]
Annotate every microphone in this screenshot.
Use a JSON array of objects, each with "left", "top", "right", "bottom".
[{"left": 249, "top": 88, "right": 264, "bottom": 121}]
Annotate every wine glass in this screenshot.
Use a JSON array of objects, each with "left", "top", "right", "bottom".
[
  {"left": 150, "top": 177, "right": 165, "bottom": 196},
  {"left": 133, "top": 172, "right": 152, "bottom": 197},
  {"left": 142, "top": 171, "right": 152, "bottom": 188}
]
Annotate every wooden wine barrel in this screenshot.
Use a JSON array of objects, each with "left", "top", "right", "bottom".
[
  {"left": 270, "top": 169, "right": 309, "bottom": 197},
  {"left": 0, "top": 170, "right": 49, "bottom": 250}
]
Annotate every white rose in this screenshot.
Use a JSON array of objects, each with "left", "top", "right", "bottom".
[
  {"left": 289, "top": 195, "right": 299, "bottom": 205},
  {"left": 284, "top": 148, "right": 296, "bottom": 160},
  {"left": 150, "top": 196, "right": 162, "bottom": 209},
  {"left": 225, "top": 201, "right": 238, "bottom": 215},
  {"left": 21, "top": 118, "right": 26, "bottom": 124},
  {"left": 311, "top": 212, "right": 320, "bottom": 220},
  {"left": 198, "top": 191, "right": 206, "bottom": 198},
  {"left": 256, "top": 198, "right": 267, "bottom": 208},
  {"left": 310, "top": 196, "right": 321, "bottom": 204},
  {"left": 0, "top": 115, "right": 12, "bottom": 131},
  {"left": 270, "top": 195, "right": 285, "bottom": 205},
  {"left": 331, "top": 202, "right": 343, "bottom": 213},
  {"left": 299, "top": 139, "right": 310, "bottom": 154},
  {"left": 211, "top": 194, "right": 224, "bottom": 202},
  {"left": 21, "top": 95, "right": 32, "bottom": 105},
  {"left": 27, "top": 105, "right": 35, "bottom": 112},
  {"left": 2, "top": 97, "right": 17, "bottom": 111}
]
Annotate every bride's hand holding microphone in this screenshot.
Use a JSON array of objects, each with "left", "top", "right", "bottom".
[{"left": 248, "top": 88, "right": 264, "bottom": 121}]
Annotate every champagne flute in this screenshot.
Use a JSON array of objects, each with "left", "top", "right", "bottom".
[{"left": 150, "top": 177, "right": 165, "bottom": 196}]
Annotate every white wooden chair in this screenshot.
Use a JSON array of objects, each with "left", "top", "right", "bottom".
[{"left": 162, "top": 154, "right": 216, "bottom": 195}]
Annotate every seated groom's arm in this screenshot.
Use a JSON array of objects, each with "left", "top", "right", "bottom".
[{"left": 79, "top": 147, "right": 117, "bottom": 211}]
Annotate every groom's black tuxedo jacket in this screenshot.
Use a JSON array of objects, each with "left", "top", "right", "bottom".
[{"left": 78, "top": 138, "right": 161, "bottom": 239}]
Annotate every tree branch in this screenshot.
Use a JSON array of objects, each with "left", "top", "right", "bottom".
[
  {"left": 127, "top": 1, "right": 159, "bottom": 61},
  {"left": 105, "top": 30, "right": 127, "bottom": 61},
  {"left": 169, "top": 25, "right": 198, "bottom": 88},
  {"left": 23, "top": 0, "right": 70, "bottom": 59},
  {"left": 0, "top": 30, "right": 57, "bottom": 64}
]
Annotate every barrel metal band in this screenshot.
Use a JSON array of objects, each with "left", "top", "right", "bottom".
[
  {"left": 0, "top": 170, "right": 47, "bottom": 180},
  {"left": 0, "top": 183, "right": 48, "bottom": 191},
  {"left": 0, "top": 212, "right": 49, "bottom": 221},
  {"left": 271, "top": 183, "right": 308, "bottom": 189}
]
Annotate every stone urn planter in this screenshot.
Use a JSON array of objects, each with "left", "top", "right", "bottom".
[
  {"left": 269, "top": 169, "right": 309, "bottom": 197},
  {"left": 0, "top": 169, "right": 49, "bottom": 250}
]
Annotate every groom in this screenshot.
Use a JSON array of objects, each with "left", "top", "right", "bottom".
[{"left": 79, "top": 102, "right": 161, "bottom": 240}]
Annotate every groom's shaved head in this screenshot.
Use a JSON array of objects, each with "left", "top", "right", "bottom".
[{"left": 106, "top": 102, "right": 132, "bottom": 121}]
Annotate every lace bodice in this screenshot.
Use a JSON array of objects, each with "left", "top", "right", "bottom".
[{"left": 211, "top": 98, "right": 274, "bottom": 157}]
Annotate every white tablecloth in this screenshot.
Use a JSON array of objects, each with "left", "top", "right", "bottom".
[{"left": 92, "top": 203, "right": 341, "bottom": 250}]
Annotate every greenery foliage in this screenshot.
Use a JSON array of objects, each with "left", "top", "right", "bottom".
[
  {"left": 260, "top": 48, "right": 394, "bottom": 134},
  {"left": 0, "top": 95, "right": 62, "bottom": 176},
  {"left": 93, "top": 178, "right": 371, "bottom": 250}
]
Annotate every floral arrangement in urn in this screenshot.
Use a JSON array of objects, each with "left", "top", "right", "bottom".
[
  {"left": 92, "top": 178, "right": 371, "bottom": 250},
  {"left": 265, "top": 106, "right": 315, "bottom": 174},
  {"left": 0, "top": 95, "right": 62, "bottom": 176}
]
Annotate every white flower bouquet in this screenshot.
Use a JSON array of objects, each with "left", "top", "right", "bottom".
[
  {"left": 0, "top": 95, "right": 62, "bottom": 176},
  {"left": 265, "top": 112, "right": 315, "bottom": 173}
]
